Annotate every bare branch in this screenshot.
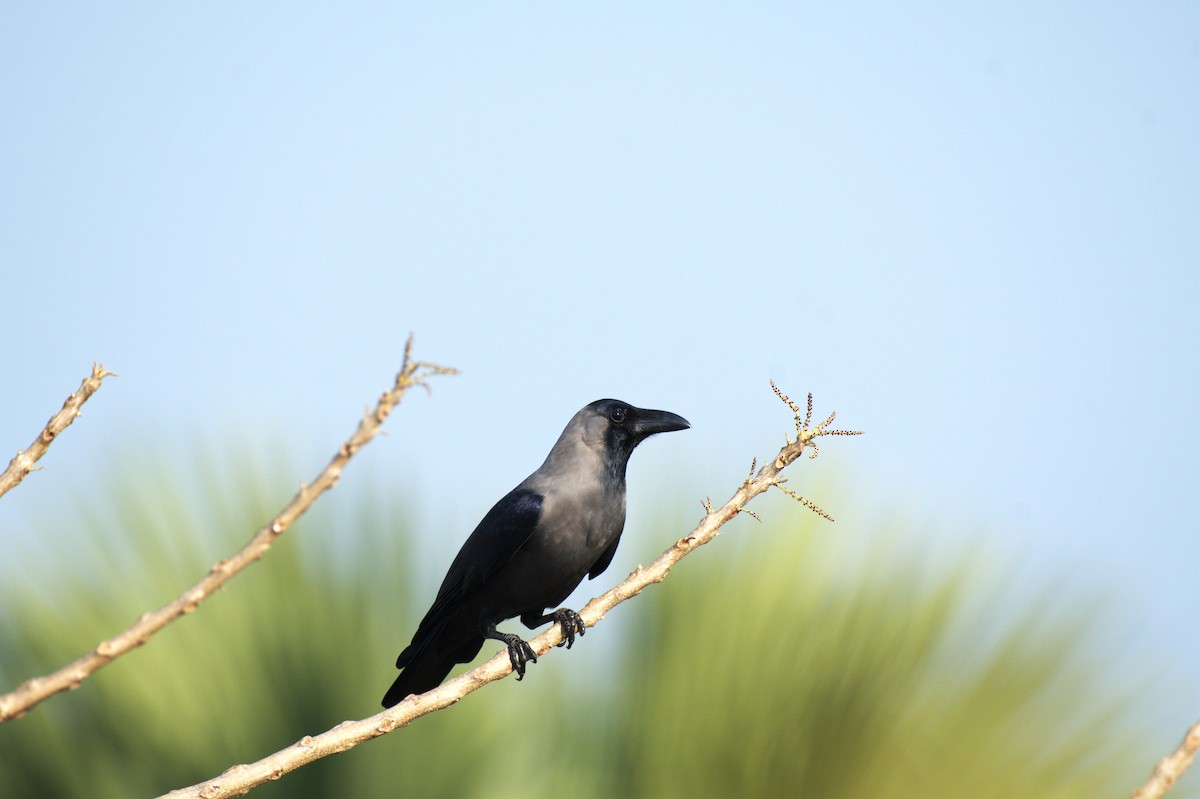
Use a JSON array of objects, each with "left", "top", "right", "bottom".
[
  {"left": 158, "top": 387, "right": 860, "bottom": 799},
  {"left": 1132, "top": 720, "right": 1200, "bottom": 799},
  {"left": 0, "top": 363, "right": 117, "bottom": 501},
  {"left": 0, "top": 337, "right": 456, "bottom": 723}
]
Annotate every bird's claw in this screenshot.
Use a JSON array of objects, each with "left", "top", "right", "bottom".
[
  {"left": 501, "top": 634, "right": 538, "bottom": 680},
  {"left": 550, "top": 608, "right": 587, "bottom": 649}
]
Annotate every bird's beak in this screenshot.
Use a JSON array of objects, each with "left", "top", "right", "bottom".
[{"left": 631, "top": 408, "right": 691, "bottom": 439}]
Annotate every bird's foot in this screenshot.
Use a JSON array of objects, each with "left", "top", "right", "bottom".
[
  {"left": 550, "top": 608, "right": 587, "bottom": 649},
  {"left": 493, "top": 631, "right": 538, "bottom": 680}
]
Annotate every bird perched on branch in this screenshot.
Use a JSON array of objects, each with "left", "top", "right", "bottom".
[{"left": 382, "top": 399, "right": 689, "bottom": 708}]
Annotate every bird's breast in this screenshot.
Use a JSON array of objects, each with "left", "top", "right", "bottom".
[{"left": 517, "top": 486, "right": 621, "bottom": 567}]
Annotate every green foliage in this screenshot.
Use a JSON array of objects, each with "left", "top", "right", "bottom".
[
  {"left": 602, "top": 530, "right": 1143, "bottom": 799},
  {"left": 0, "top": 456, "right": 1183, "bottom": 798}
]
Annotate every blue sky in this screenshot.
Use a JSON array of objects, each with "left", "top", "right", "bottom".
[{"left": 3, "top": 2, "right": 1198, "bottom": 737}]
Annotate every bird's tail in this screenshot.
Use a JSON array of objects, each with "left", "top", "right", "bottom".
[{"left": 381, "top": 627, "right": 484, "bottom": 708}]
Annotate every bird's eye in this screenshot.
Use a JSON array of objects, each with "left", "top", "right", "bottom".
[{"left": 609, "top": 407, "right": 627, "bottom": 423}]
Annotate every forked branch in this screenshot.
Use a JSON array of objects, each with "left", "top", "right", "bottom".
[{"left": 0, "top": 337, "right": 455, "bottom": 723}]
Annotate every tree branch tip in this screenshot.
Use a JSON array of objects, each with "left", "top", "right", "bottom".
[
  {"left": 768, "top": 384, "right": 864, "bottom": 469},
  {"left": 737, "top": 506, "right": 763, "bottom": 523},
  {"left": 769, "top": 379, "right": 801, "bottom": 415},
  {"left": 413, "top": 361, "right": 460, "bottom": 377},
  {"left": 774, "top": 483, "right": 835, "bottom": 521},
  {"left": 400, "top": 333, "right": 416, "bottom": 369},
  {"left": 741, "top": 457, "right": 757, "bottom": 486}
]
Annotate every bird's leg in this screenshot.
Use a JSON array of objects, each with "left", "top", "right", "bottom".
[
  {"left": 484, "top": 624, "right": 538, "bottom": 680},
  {"left": 522, "top": 608, "right": 587, "bottom": 649}
]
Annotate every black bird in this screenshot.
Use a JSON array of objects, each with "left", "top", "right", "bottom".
[{"left": 382, "top": 398, "right": 689, "bottom": 708}]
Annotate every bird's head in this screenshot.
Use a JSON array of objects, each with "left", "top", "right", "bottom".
[{"left": 578, "top": 399, "right": 691, "bottom": 481}]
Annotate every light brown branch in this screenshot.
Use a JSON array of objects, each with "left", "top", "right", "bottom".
[
  {"left": 0, "top": 363, "right": 117, "bottom": 500},
  {"left": 0, "top": 337, "right": 456, "bottom": 723},
  {"left": 1132, "top": 720, "right": 1200, "bottom": 799},
  {"left": 158, "top": 388, "right": 861, "bottom": 799}
]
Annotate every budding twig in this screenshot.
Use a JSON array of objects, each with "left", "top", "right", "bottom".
[
  {"left": 0, "top": 363, "right": 116, "bottom": 501},
  {"left": 767, "top": 380, "right": 862, "bottom": 517}
]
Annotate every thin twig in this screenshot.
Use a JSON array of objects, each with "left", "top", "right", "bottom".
[
  {"left": 0, "top": 337, "right": 455, "bottom": 723},
  {"left": 158, "top": 386, "right": 861, "bottom": 799},
  {"left": 1132, "top": 720, "right": 1200, "bottom": 799},
  {"left": 0, "top": 363, "right": 117, "bottom": 501}
]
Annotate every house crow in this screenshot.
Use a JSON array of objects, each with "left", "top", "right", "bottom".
[{"left": 382, "top": 398, "right": 689, "bottom": 708}]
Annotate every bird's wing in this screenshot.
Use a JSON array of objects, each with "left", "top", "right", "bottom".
[
  {"left": 422, "top": 488, "right": 544, "bottom": 623},
  {"left": 588, "top": 530, "right": 622, "bottom": 579}
]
